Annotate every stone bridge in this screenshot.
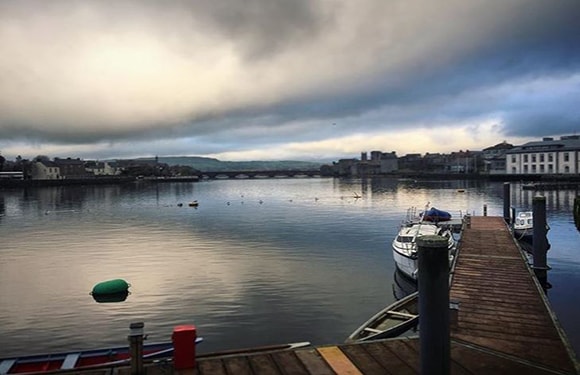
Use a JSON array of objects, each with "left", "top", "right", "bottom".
[{"left": 199, "top": 170, "right": 321, "bottom": 179}]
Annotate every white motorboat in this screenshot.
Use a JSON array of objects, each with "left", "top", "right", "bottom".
[
  {"left": 392, "top": 221, "right": 455, "bottom": 280},
  {"left": 513, "top": 211, "right": 533, "bottom": 241}
]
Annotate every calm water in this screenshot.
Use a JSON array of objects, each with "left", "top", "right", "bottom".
[{"left": 0, "top": 178, "right": 578, "bottom": 357}]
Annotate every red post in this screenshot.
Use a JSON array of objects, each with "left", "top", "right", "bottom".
[{"left": 172, "top": 325, "right": 197, "bottom": 370}]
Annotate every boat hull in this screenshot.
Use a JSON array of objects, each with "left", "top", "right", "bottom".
[
  {"left": 513, "top": 228, "right": 533, "bottom": 242},
  {"left": 0, "top": 338, "right": 203, "bottom": 374},
  {"left": 392, "top": 248, "right": 418, "bottom": 280},
  {"left": 346, "top": 292, "right": 419, "bottom": 343}
]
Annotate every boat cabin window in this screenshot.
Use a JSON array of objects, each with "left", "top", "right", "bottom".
[{"left": 397, "top": 236, "right": 414, "bottom": 243}]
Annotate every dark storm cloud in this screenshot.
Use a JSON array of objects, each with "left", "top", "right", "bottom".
[{"left": 182, "top": 0, "right": 328, "bottom": 59}]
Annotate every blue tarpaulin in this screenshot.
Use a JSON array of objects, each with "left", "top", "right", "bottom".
[{"left": 422, "top": 207, "right": 452, "bottom": 222}]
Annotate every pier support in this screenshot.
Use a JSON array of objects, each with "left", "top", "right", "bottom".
[
  {"left": 503, "top": 183, "right": 511, "bottom": 224},
  {"left": 128, "top": 322, "right": 144, "bottom": 375},
  {"left": 417, "top": 235, "right": 450, "bottom": 375},
  {"left": 532, "top": 196, "right": 550, "bottom": 290}
]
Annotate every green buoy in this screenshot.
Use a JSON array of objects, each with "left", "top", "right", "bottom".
[{"left": 91, "top": 279, "right": 130, "bottom": 296}]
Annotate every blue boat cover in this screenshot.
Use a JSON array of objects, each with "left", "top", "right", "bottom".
[{"left": 422, "top": 207, "right": 452, "bottom": 222}]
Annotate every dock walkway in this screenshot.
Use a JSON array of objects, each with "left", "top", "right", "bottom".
[{"left": 15, "top": 216, "right": 579, "bottom": 374}]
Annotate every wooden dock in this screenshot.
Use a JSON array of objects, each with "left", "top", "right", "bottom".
[{"left": 8, "top": 216, "right": 579, "bottom": 374}]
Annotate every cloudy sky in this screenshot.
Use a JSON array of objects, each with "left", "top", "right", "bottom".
[{"left": 0, "top": 0, "right": 579, "bottom": 161}]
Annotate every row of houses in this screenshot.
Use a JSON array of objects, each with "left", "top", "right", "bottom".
[
  {"left": 332, "top": 135, "right": 580, "bottom": 177},
  {"left": 31, "top": 158, "right": 123, "bottom": 180}
]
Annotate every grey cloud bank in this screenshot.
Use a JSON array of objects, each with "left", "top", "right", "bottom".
[{"left": 0, "top": 0, "right": 579, "bottom": 160}]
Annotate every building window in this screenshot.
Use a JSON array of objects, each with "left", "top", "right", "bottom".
[
  {"left": 532, "top": 165, "right": 537, "bottom": 173},
  {"left": 564, "top": 152, "right": 569, "bottom": 162},
  {"left": 524, "top": 155, "right": 528, "bottom": 163},
  {"left": 512, "top": 167, "right": 516, "bottom": 174},
  {"left": 540, "top": 154, "right": 545, "bottom": 162},
  {"left": 548, "top": 154, "right": 553, "bottom": 162},
  {"left": 532, "top": 155, "right": 537, "bottom": 163},
  {"left": 523, "top": 165, "right": 528, "bottom": 173},
  {"left": 540, "top": 165, "right": 545, "bottom": 173},
  {"left": 565, "top": 166, "right": 570, "bottom": 173},
  {"left": 548, "top": 164, "right": 553, "bottom": 173},
  {"left": 511, "top": 155, "right": 516, "bottom": 163}
]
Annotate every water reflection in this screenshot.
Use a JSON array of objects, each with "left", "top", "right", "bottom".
[
  {"left": 92, "top": 291, "right": 130, "bottom": 304},
  {"left": 392, "top": 269, "right": 417, "bottom": 300},
  {"left": 0, "top": 179, "right": 579, "bottom": 357},
  {"left": 0, "top": 195, "right": 4, "bottom": 222}
]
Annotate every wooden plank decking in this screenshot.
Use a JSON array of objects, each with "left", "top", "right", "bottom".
[
  {"left": 450, "top": 216, "right": 578, "bottom": 374},
  {"left": 14, "top": 216, "right": 579, "bottom": 374}
]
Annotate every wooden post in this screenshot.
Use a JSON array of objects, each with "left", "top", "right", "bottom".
[
  {"left": 418, "top": 235, "right": 450, "bottom": 375},
  {"left": 503, "top": 182, "right": 511, "bottom": 224},
  {"left": 129, "top": 322, "right": 144, "bottom": 375},
  {"left": 532, "top": 196, "right": 548, "bottom": 270},
  {"left": 483, "top": 204, "right": 487, "bottom": 216}
]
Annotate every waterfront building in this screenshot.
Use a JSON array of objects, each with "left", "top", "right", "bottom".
[
  {"left": 423, "top": 153, "right": 446, "bottom": 173},
  {"left": 398, "top": 153, "right": 423, "bottom": 172},
  {"left": 53, "top": 158, "right": 88, "bottom": 178},
  {"left": 506, "top": 135, "right": 580, "bottom": 175},
  {"left": 376, "top": 151, "right": 398, "bottom": 173},
  {"left": 85, "top": 161, "right": 122, "bottom": 176},
  {"left": 447, "top": 150, "right": 480, "bottom": 173},
  {"left": 31, "top": 160, "right": 60, "bottom": 180},
  {"left": 334, "top": 158, "right": 359, "bottom": 176},
  {"left": 482, "top": 141, "right": 514, "bottom": 175}
]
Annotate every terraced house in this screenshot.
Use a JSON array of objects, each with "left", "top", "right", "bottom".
[{"left": 506, "top": 135, "right": 580, "bottom": 175}]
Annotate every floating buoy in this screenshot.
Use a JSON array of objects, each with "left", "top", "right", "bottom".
[
  {"left": 457, "top": 189, "right": 466, "bottom": 193},
  {"left": 189, "top": 201, "right": 199, "bottom": 207},
  {"left": 91, "top": 279, "right": 130, "bottom": 296}
]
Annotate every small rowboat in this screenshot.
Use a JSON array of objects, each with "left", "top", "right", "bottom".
[
  {"left": 0, "top": 338, "right": 203, "bottom": 374},
  {"left": 346, "top": 291, "right": 419, "bottom": 343}
]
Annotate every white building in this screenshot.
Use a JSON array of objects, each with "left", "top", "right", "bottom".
[
  {"left": 31, "top": 160, "right": 61, "bottom": 180},
  {"left": 506, "top": 135, "right": 580, "bottom": 175},
  {"left": 85, "top": 161, "right": 122, "bottom": 176}
]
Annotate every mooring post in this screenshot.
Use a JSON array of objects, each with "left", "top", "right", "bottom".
[
  {"left": 483, "top": 204, "right": 487, "bottom": 216},
  {"left": 172, "top": 325, "right": 197, "bottom": 370},
  {"left": 503, "top": 182, "right": 511, "bottom": 224},
  {"left": 418, "top": 235, "right": 450, "bottom": 375},
  {"left": 129, "top": 322, "right": 144, "bottom": 375},
  {"left": 532, "top": 196, "right": 548, "bottom": 269}
]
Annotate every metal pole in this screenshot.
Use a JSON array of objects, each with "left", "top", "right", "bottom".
[
  {"left": 483, "top": 204, "right": 487, "bottom": 216},
  {"left": 129, "top": 322, "right": 144, "bottom": 375},
  {"left": 503, "top": 182, "right": 511, "bottom": 224},
  {"left": 418, "top": 235, "right": 450, "bottom": 375}
]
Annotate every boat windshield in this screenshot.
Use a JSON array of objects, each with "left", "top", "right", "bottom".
[{"left": 396, "top": 236, "right": 414, "bottom": 243}]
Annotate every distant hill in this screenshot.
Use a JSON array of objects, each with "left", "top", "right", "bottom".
[{"left": 135, "top": 156, "right": 323, "bottom": 172}]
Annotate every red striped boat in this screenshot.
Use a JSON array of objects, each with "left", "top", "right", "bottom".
[{"left": 0, "top": 338, "right": 203, "bottom": 374}]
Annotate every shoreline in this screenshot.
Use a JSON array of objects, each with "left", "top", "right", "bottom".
[{"left": 1, "top": 172, "right": 579, "bottom": 189}]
